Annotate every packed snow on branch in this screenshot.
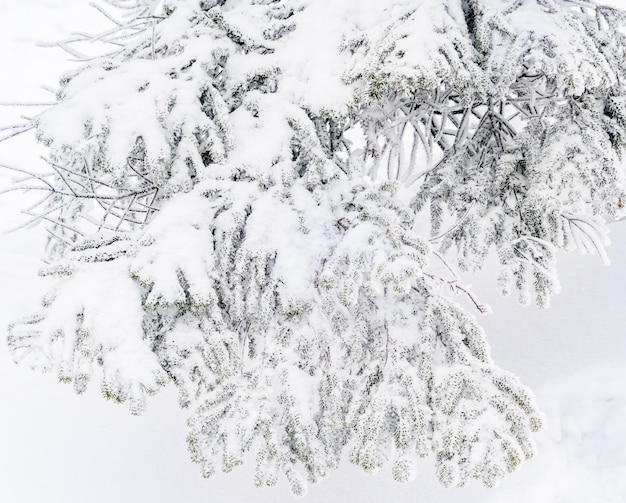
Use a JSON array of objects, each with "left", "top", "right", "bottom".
[{"left": 4, "top": 0, "right": 626, "bottom": 496}]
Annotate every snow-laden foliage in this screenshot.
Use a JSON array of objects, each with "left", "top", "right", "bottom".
[
  {"left": 6, "top": 0, "right": 626, "bottom": 495},
  {"left": 345, "top": 0, "right": 626, "bottom": 307}
]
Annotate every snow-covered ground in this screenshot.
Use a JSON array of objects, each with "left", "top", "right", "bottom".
[{"left": 0, "top": 2, "right": 625, "bottom": 502}]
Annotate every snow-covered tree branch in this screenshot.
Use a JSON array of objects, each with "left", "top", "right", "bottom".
[{"left": 4, "top": 0, "right": 626, "bottom": 496}]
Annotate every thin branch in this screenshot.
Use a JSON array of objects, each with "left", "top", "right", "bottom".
[
  {"left": 36, "top": 214, "right": 86, "bottom": 237},
  {"left": 0, "top": 125, "right": 36, "bottom": 143},
  {"left": 431, "top": 250, "right": 459, "bottom": 282},
  {"left": 0, "top": 163, "right": 58, "bottom": 192},
  {"left": 3, "top": 202, "right": 68, "bottom": 233},
  {"left": 45, "top": 227, "right": 75, "bottom": 248},
  {"left": 0, "top": 102, "right": 55, "bottom": 107},
  {"left": 430, "top": 202, "right": 475, "bottom": 242},
  {"left": 89, "top": 1, "right": 124, "bottom": 26},
  {"left": 452, "top": 284, "right": 490, "bottom": 314}
]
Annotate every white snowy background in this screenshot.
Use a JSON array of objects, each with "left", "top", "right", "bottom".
[{"left": 0, "top": 2, "right": 625, "bottom": 502}]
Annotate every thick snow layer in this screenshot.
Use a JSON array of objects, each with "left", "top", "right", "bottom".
[{"left": 0, "top": 2, "right": 625, "bottom": 502}]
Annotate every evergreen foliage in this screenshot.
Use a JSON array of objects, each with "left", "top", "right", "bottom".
[{"left": 5, "top": 0, "right": 626, "bottom": 495}]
